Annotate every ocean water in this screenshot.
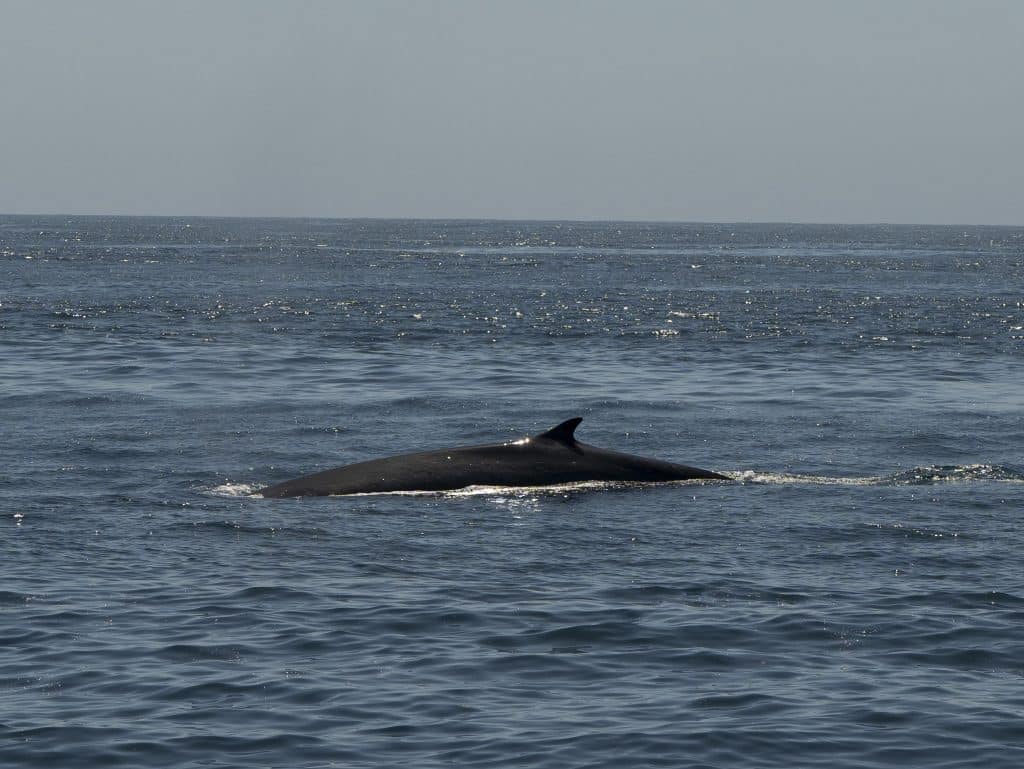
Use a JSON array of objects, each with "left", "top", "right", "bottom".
[{"left": 2, "top": 216, "right": 1023, "bottom": 768}]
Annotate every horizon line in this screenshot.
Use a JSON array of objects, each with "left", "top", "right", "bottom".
[{"left": 1, "top": 211, "right": 1021, "bottom": 229}]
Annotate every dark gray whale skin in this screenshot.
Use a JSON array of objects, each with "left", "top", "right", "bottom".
[{"left": 259, "top": 417, "right": 728, "bottom": 497}]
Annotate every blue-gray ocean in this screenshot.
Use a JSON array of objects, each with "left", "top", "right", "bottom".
[{"left": 2, "top": 216, "right": 1023, "bottom": 768}]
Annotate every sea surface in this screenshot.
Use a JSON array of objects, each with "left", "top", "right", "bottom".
[{"left": 2, "top": 216, "right": 1023, "bottom": 768}]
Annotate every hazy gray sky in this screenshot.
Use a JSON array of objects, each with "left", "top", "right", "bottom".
[{"left": 2, "top": 0, "right": 1021, "bottom": 223}]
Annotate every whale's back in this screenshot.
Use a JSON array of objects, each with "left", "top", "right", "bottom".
[{"left": 259, "top": 418, "right": 726, "bottom": 497}]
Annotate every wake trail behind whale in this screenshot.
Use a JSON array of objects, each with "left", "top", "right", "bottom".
[{"left": 731, "top": 464, "right": 1023, "bottom": 486}]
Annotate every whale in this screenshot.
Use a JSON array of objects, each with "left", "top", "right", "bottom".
[{"left": 259, "top": 417, "right": 728, "bottom": 497}]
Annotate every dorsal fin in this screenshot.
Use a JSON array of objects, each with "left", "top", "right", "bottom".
[{"left": 537, "top": 417, "right": 583, "bottom": 445}]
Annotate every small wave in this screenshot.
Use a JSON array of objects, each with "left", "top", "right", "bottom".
[
  {"left": 182, "top": 520, "right": 329, "bottom": 538},
  {"left": 729, "top": 464, "right": 1023, "bottom": 486},
  {"left": 208, "top": 482, "right": 262, "bottom": 497},
  {"left": 729, "top": 470, "right": 881, "bottom": 486},
  {"left": 155, "top": 643, "right": 250, "bottom": 663},
  {"left": 228, "top": 585, "right": 321, "bottom": 601},
  {"left": 889, "top": 464, "right": 1023, "bottom": 484},
  {"left": 862, "top": 522, "right": 964, "bottom": 541}
]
